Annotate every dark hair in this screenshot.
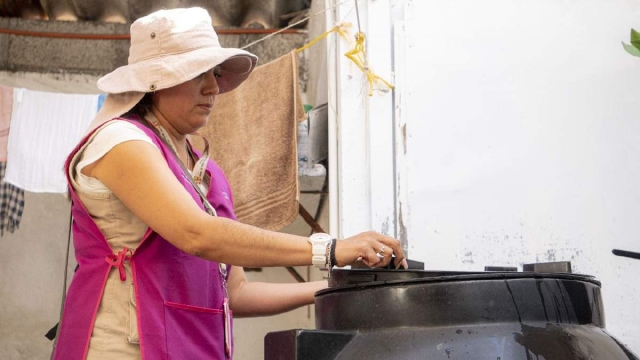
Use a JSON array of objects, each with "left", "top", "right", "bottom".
[{"left": 124, "top": 92, "right": 154, "bottom": 119}]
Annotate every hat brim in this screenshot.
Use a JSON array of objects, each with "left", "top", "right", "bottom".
[
  {"left": 97, "top": 46, "right": 258, "bottom": 94},
  {"left": 85, "top": 91, "right": 145, "bottom": 133}
]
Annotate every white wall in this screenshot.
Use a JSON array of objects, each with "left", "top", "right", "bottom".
[{"left": 394, "top": 0, "right": 640, "bottom": 353}]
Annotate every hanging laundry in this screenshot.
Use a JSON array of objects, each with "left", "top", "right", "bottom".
[
  {"left": 0, "top": 87, "right": 22, "bottom": 235},
  {"left": 0, "top": 161, "right": 24, "bottom": 235},
  {"left": 97, "top": 93, "right": 107, "bottom": 111},
  {"left": 5, "top": 88, "right": 98, "bottom": 193},
  {"left": 196, "top": 50, "right": 306, "bottom": 231},
  {"left": 0, "top": 86, "right": 13, "bottom": 161}
]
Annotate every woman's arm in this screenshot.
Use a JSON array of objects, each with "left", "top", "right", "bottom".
[
  {"left": 86, "top": 140, "right": 407, "bottom": 268},
  {"left": 227, "top": 266, "right": 327, "bottom": 317}
]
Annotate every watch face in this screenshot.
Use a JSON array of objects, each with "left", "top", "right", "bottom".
[{"left": 310, "top": 233, "right": 332, "bottom": 243}]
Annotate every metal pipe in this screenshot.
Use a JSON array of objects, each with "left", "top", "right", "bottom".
[
  {"left": 612, "top": 249, "right": 640, "bottom": 260},
  {"left": 0, "top": 27, "right": 305, "bottom": 40}
]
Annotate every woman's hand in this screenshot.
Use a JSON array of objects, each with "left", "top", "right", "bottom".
[{"left": 334, "top": 231, "right": 408, "bottom": 269}]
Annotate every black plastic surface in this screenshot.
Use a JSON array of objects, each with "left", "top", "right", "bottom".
[{"left": 265, "top": 269, "right": 638, "bottom": 360}]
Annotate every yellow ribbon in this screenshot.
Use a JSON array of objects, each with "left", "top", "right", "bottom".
[{"left": 297, "top": 23, "right": 394, "bottom": 96}]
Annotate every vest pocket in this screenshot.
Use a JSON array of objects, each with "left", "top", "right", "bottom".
[
  {"left": 164, "top": 301, "right": 228, "bottom": 359},
  {"left": 127, "top": 284, "right": 140, "bottom": 344}
]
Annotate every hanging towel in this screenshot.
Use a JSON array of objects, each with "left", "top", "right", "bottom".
[
  {"left": 0, "top": 86, "right": 13, "bottom": 161},
  {"left": 196, "top": 50, "right": 306, "bottom": 230},
  {"left": 0, "top": 161, "right": 24, "bottom": 235},
  {"left": 5, "top": 89, "right": 98, "bottom": 193}
]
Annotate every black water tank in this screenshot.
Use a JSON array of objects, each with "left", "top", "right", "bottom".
[{"left": 265, "top": 269, "right": 638, "bottom": 360}]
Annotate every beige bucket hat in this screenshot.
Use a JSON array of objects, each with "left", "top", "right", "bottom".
[{"left": 88, "top": 7, "right": 258, "bottom": 131}]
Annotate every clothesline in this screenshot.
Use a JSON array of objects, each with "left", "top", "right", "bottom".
[
  {"left": 240, "top": 0, "right": 354, "bottom": 50},
  {"left": 240, "top": 0, "right": 394, "bottom": 96}
]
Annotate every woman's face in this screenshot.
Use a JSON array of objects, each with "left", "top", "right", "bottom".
[{"left": 151, "top": 67, "right": 221, "bottom": 135}]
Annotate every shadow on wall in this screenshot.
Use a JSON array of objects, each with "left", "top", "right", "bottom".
[{"left": 0, "top": 0, "right": 310, "bottom": 28}]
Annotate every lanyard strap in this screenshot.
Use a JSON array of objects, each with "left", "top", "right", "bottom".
[
  {"left": 147, "top": 114, "right": 211, "bottom": 196},
  {"left": 144, "top": 114, "right": 217, "bottom": 216}
]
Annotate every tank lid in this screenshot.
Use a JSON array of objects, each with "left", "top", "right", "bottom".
[{"left": 321, "top": 268, "right": 599, "bottom": 295}]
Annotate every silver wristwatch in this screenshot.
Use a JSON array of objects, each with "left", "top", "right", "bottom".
[{"left": 308, "top": 233, "right": 332, "bottom": 267}]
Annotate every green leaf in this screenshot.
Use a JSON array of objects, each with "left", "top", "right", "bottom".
[
  {"left": 631, "top": 29, "right": 640, "bottom": 49},
  {"left": 622, "top": 41, "right": 640, "bottom": 57}
]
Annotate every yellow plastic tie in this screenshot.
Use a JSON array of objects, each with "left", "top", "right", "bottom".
[
  {"left": 344, "top": 32, "right": 394, "bottom": 96},
  {"left": 297, "top": 23, "right": 352, "bottom": 53},
  {"left": 297, "top": 28, "right": 336, "bottom": 53},
  {"left": 297, "top": 23, "right": 394, "bottom": 96}
]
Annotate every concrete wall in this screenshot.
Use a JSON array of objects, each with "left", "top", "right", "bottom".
[
  {"left": 0, "top": 192, "right": 74, "bottom": 359},
  {"left": 0, "top": 16, "right": 129, "bottom": 93},
  {"left": 0, "top": 16, "right": 307, "bottom": 94}
]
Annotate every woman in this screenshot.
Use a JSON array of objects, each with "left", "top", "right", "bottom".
[{"left": 53, "top": 7, "right": 407, "bottom": 360}]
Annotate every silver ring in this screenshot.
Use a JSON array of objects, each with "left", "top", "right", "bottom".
[{"left": 379, "top": 245, "right": 386, "bottom": 254}]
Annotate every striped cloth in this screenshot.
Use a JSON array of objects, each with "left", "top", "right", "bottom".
[{"left": 0, "top": 161, "right": 24, "bottom": 235}]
